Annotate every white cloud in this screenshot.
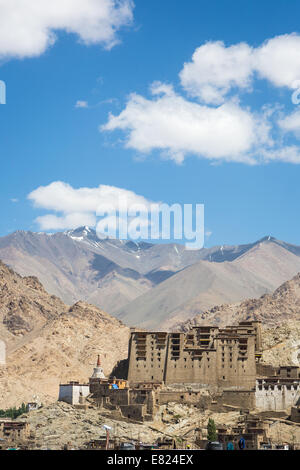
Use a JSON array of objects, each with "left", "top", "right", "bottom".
[
  {"left": 28, "top": 181, "right": 154, "bottom": 230},
  {"left": 180, "top": 41, "right": 254, "bottom": 104},
  {"left": 278, "top": 109, "right": 300, "bottom": 137},
  {"left": 260, "top": 146, "right": 300, "bottom": 164},
  {"left": 35, "top": 212, "right": 97, "bottom": 231},
  {"left": 254, "top": 34, "right": 300, "bottom": 88},
  {"left": 0, "top": 0, "right": 134, "bottom": 59},
  {"left": 102, "top": 33, "right": 300, "bottom": 165},
  {"left": 102, "top": 82, "right": 268, "bottom": 164},
  {"left": 75, "top": 100, "right": 89, "bottom": 108},
  {"left": 179, "top": 34, "right": 300, "bottom": 104}
]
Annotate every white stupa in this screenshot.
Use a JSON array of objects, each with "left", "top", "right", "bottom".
[{"left": 91, "top": 355, "right": 106, "bottom": 379}]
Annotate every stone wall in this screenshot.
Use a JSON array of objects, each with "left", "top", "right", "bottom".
[
  {"left": 256, "top": 363, "right": 276, "bottom": 377},
  {"left": 256, "top": 364, "right": 300, "bottom": 379},
  {"left": 158, "top": 390, "right": 211, "bottom": 408},
  {"left": 120, "top": 404, "right": 147, "bottom": 421},
  {"left": 158, "top": 388, "right": 255, "bottom": 411},
  {"left": 220, "top": 390, "right": 255, "bottom": 409},
  {"left": 291, "top": 406, "right": 300, "bottom": 423}
]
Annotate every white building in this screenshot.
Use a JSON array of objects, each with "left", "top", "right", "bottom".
[{"left": 58, "top": 381, "right": 90, "bottom": 405}]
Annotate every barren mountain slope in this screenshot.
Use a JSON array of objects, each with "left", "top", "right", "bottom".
[
  {"left": 0, "top": 301, "right": 129, "bottom": 408},
  {"left": 233, "top": 241, "right": 300, "bottom": 288},
  {"left": 2, "top": 230, "right": 300, "bottom": 324},
  {"left": 116, "top": 242, "right": 300, "bottom": 329},
  {"left": 0, "top": 261, "right": 129, "bottom": 408},
  {"left": 0, "top": 232, "right": 153, "bottom": 313},
  {"left": 2, "top": 230, "right": 300, "bottom": 330},
  {"left": 0, "top": 260, "right": 66, "bottom": 350},
  {"left": 176, "top": 273, "right": 300, "bottom": 331},
  {"left": 161, "top": 242, "right": 300, "bottom": 329}
]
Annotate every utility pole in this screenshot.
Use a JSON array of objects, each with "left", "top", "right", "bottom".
[{"left": 102, "top": 425, "right": 112, "bottom": 450}]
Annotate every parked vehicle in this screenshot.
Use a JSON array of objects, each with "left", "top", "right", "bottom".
[
  {"left": 119, "top": 442, "right": 136, "bottom": 450},
  {"left": 205, "top": 441, "right": 223, "bottom": 450},
  {"left": 275, "top": 444, "right": 289, "bottom": 450},
  {"left": 260, "top": 443, "right": 272, "bottom": 450}
]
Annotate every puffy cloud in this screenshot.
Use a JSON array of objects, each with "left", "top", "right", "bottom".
[
  {"left": 0, "top": 0, "right": 134, "bottom": 59},
  {"left": 179, "top": 34, "right": 300, "bottom": 104},
  {"left": 102, "top": 33, "right": 300, "bottom": 165},
  {"left": 180, "top": 41, "right": 254, "bottom": 104},
  {"left": 102, "top": 82, "right": 268, "bottom": 164},
  {"left": 35, "top": 212, "right": 97, "bottom": 231},
  {"left": 28, "top": 181, "right": 152, "bottom": 213},
  {"left": 254, "top": 34, "right": 300, "bottom": 88},
  {"left": 28, "top": 181, "right": 154, "bottom": 230}
]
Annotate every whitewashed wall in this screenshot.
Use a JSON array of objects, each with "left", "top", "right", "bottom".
[
  {"left": 58, "top": 384, "right": 90, "bottom": 405},
  {"left": 255, "top": 381, "right": 300, "bottom": 411}
]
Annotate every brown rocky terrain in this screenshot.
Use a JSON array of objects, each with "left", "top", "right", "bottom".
[
  {"left": 0, "top": 261, "right": 129, "bottom": 408},
  {"left": 15, "top": 401, "right": 300, "bottom": 450},
  {"left": 260, "top": 321, "right": 300, "bottom": 366},
  {"left": 176, "top": 272, "right": 300, "bottom": 330},
  {"left": 0, "top": 260, "right": 66, "bottom": 350},
  {"left": 15, "top": 401, "right": 245, "bottom": 449}
]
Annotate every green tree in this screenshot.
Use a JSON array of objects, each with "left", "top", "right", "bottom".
[
  {"left": 207, "top": 418, "right": 218, "bottom": 442},
  {"left": 0, "top": 404, "right": 28, "bottom": 419}
]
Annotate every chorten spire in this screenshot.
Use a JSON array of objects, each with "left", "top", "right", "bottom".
[{"left": 90, "top": 353, "right": 106, "bottom": 380}]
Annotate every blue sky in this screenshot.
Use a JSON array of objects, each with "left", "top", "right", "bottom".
[{"left": 1, "top": 0, "right": 300, "bottom": 247}]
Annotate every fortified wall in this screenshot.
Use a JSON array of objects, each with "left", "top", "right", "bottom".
[{"left": 256, "top": 378, "right": 300, "bottom": 411}]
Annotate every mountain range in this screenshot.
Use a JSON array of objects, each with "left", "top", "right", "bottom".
[{"left": 1, "top": 228, "right": 300, "bottom": 328}]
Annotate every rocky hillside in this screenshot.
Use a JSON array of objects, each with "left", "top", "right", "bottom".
[
  {"left": 176, "top": 273, "right": 300, "bottom": 330},
  {"left": 18, "top": 400, "right": 300, "bottom": 450},
  {"left": 261, "top": 321, "right": 300, "bottom": 366},
  {"left": 0, "top": 260, "right": 66, "bottom": 349},
  {"left": 17, "top": 401, "right": 242, "bottom": 450},
  {"left": 0, "top": 261, "right": 129, "bottom": 408}
]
